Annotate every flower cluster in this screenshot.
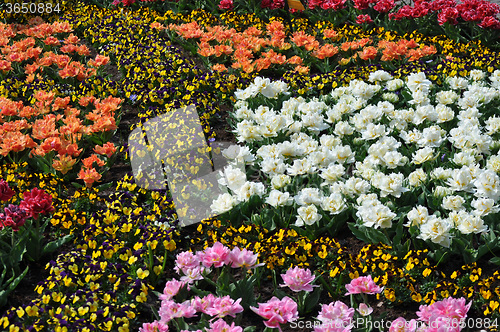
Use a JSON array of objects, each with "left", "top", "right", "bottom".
[
  {"left": 212, "top": 69, "right": 500, "bottom": 261},
  {"left": 167, "top": 20, "right": 437, "bottom": 75}
]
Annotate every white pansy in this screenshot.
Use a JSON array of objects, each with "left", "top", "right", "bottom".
[
  {"left": 334, "top": 121, "right": 354, "bottom": 136},
  {"left": 486, "top": 115, "right": 500, "bottom": 135},
  {"left": 382, "top": 92, "right": 399, "bottom": 103},
  {"left": 270, "top": 174, "right": 291, "bottom": 189},
  {"left": 435, "top": 104, "right": 455, "bottom": 123},
  {"left": 405, "top": 205, "right": 429, "bottom": 227},
  {"left": 413, "top": 105, "right": 437, "bottom": 125},
  {"left": 470, "top": 69, "right": 486, "bottom": 82},
  {"left": 236, "top": 120, "right": 262, "bottom": 143},
  {"left": 295, "top": 188, "right": 323, "bottom": 206},
  {"left": 473, "top": 169, "right": 500, "bottom": 201},
  {"left": 435, "top": 90, "right": 459, "bottom": 105},
  {"left": 356, "top": 203, "right": 396, "bottom": 229},
  {"left": 321, "top": 192, "right": 347, "bottom": 215},
  {"left": 287, "top": 158, "right": 316, "bottom": 176},
  {"left": 417, "top": 216, "right": 453, "bottom": 248},
  {"left": 265, "top": 189, "right": 293, "bottom": 207},
  {"left": 486, "top": 155, "right": 500, "bottom": 173},
  {"left": 471, "top": 198, "right": 500, "bottom": 217},
  {"left": 412, "top": 147, "right": 435, "bottom": 165},
  {"left": 331, "top": 145, "right": 355, "bottom": 164},
  {"left": 218, "top": 164, "right": 247, "bottom": 191},
  {"left": 320, "top": 164, "right": 346, "bottom": 183},
  {"left": 456, "top": 213, "right": 488, "bottom": 235},
  {"left": 320, "top": 135, "right": 341, "bottom": 149},
  {"left": 441, "top": 195, "right": 465, "bottom": 211},
  {"left": 381, "top": 151, "right": 408, "bottom": 169},
  {"left": 386, "top": 78, "right": 404, "bottom": 91},
  {"left": 370, "top": 172, "right": 408, "bottom": 198},
  {"left": 210, "top": 193, "right": 236, "bottom": 214},
  {"left": 234, "top": 181, "right": 266, "bottom": 202},
  {"left": 261, "top": 157, "right": 287, "bottom": 175},
  {"left": 433, "top": 185, "right": 452, "bottom": 199},
  {"left": 430, "top": 167, "right": 452, "bottom": 180},
  {"left": 344, "top": 177, "right": 371, "bottom": 197},
  {"left": 446, "top": 76, "right": 469, "bottom": 90},
  {"left": 368, "top": 70, "right": 393, "bottom": 83},
  {"left": 295, "top": 204, "right": 322, "bottom": 226},
  {"left": 277, "top": 141, "right": 304, "bottom": 158},
  {"left": 406, "top": 72, "right": 432, "bottom": 93},
  {"left": 408, "top": 168, "right": 427, "bottom": 187},
  {"left": 417, "top": 125, "right": 445, "bottom": 147},
  {"left": 452, "top": 151, "right": 476, "bottom": 166},
  {"left": 361, "top": 123, "right": 388, "bottom": 140},
  {"left": 446, "top": 166, "right": 474, "bottom": 192}
]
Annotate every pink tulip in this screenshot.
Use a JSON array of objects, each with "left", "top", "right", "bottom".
[
  {"left": 280, "top": 266, "right": 318, "bottom": 292},
  {"left": 205, "top": 296, "right": 244, "bottom": 318},
  {"left": 192, "top": 294, "right": 217, "bottom": 314},
  {"left": 159, "top": 300, "right": 197, "bottom": 323},
  {"left": 139, "top": 321, "right": 169, "bottom": 332},
  {"left": 316, "top": 301, "right": 354, "bottom": 327},
  {"left": 344, "top": 275, "right": 382, "bottom": 295},
  {"left": 416, "top": 297, "right": 471, "bottom": 332},
  {"left": 389, "top": 317, "right": 418, "bottom": 332},
  {"left": 229, "top": 247, "right": 262, "bottom": 269},
  {"left": 207, "top": 318, "right": 242, "bottom": 332},
  {"left": 250, "top": 296, "right": 298, "bottom": 331},
  {"left": 199, "top": 241, "right": 231, "bottom": 268},
  {"left": 159, "top": 279, "right": 186, "bottom": 301},
  {"left": 174, "top": 251, "right": 200, "bottom": 275}
]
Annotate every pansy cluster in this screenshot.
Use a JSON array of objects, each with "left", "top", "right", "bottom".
[{"left": 194, "top": 218, "right": 500, "bottom": 320}]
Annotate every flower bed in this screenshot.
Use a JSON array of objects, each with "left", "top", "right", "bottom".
[{"left": 1, "top": 1, "right": 500, "bottom": 331}]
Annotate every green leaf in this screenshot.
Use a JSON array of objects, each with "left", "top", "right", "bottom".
[
  {"left": 95, "top": 182, "right": 114, "bottom": 191},
  {"left": 0, "top": 266, "right": 28, "bottom": 307},
  {"left": 304, "top": 286, "right": 322, "bottom": 314},
  {"left": 489, "top": 257, "right": 500, "bottom": 265},
  {"left": 42, "top": 234, "right": 74, "bottom": 256},
  {"left": 243, "top": 327, "right": 257, "bottom": 332},
  {"left": 231, "top": 277, "right": 257, "bottom": 309},
  {"left": 348, "top": 223, "right": 370, "bottom": 243}
]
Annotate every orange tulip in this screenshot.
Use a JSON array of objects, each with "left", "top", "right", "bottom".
[
  {"left": 52, "top": 154, "right": 77, "bottom": 175},
  {"left": 31, "top": 115, "right": 59, "bottom": 140},
  {"left": 94, "top": 142, "right": 116, "bottom": 158},
  {"left": 77, "top": 167, "right": 102, "bottom": 187},
  {"left": 82, "top": 154, "right": 105, "bottom": 168}
]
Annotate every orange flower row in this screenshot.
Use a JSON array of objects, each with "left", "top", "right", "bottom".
[
  {"left": 0, "top": 93, "right": 120, "bottom": 186},
  {"left": 0, "top": 20, "right": 109, "bottom": 83},
  {"left": 166, "top": 20, "right": 437, "bottom": 75}
]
